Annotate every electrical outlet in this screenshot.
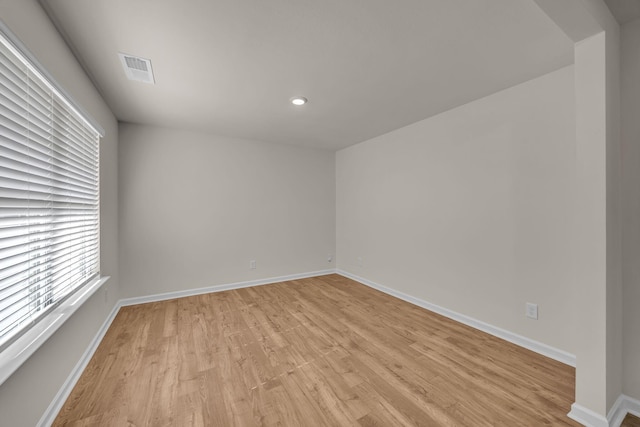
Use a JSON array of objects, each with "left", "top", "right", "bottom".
[
  {"left": 526, "top": 303, "right": 538, "bottom": 320},
  {"left": 357, "top": 256, "right": 363, "bottom": 267},
  {"left": 249, "top": 260, "right": 256, "bottom": 269},
  {"left": 327, "top": 254, "right": 333, "bottom": 263}
]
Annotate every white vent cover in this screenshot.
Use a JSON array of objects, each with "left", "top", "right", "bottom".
[{"left": 118, "top": 53, "right": 155, "bottom": 84}]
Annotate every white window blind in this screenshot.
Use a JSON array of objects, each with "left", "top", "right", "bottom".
[{"left": 0, "top": 30, "right": 101, "bottom": 351}]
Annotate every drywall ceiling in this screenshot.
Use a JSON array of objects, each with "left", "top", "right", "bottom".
[
  {"left": 40, "top": 0, "right": 573, "bottom": 150},
  {"left": 604, "top": 0, "right": 640, "bottom": 24}
]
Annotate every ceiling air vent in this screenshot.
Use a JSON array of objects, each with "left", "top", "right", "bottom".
[{"left": 118, "top": 53, "right": 155, "bottom": 84}]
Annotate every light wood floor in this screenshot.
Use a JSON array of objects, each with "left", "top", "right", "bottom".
[
  {"left": 623, "top": 414, "right": 640, "bottom": 427},
  {"left": 54, "top": 274, "right": 579, "bottom": 426}
]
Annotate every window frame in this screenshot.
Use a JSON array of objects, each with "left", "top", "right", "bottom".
[{"left": 0, "top": 20, "right": 108, "bottom": 387}]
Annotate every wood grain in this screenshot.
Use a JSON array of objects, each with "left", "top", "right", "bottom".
[
  {"left": 623, "top": 414, "right": 640, "bottom": 427},
  {"left": 53, "top": 274, "right": 579, "bottom": 426}
]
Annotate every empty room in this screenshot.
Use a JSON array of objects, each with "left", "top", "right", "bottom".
[{"left": 1, "top": 0, "right": 639, "bottom": 426}]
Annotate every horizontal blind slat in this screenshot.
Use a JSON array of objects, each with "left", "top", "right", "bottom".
[
  {"left": 0, "top": 237, "right": 99, "bottom": 285},
  {"left": 0, "top": 163, "right": 96, "bottom": 195},
  {"left": 0, "top": 27, "right": 100, "bottom": 350},
  {"left": 0, "top": 130, "right": 98, "bottom": 181}
]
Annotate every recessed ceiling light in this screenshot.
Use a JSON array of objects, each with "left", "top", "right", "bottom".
[{"left": 290, "top": 96, "right": 308, "bottom": 106}]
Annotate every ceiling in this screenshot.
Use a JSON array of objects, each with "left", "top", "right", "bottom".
[
  {"left": 41, "top": 0, "right": 574, "bottom": 151},
  {"left": 604, "top": 0, "right": 640, "bottom": 24}
]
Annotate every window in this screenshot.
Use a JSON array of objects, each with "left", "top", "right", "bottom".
[{"left": 0, "top": 25, "right": 103, "bottom": 352}]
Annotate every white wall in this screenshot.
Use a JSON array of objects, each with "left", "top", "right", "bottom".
[
  {"left": 118, "top": 123, "right": 335, "bottom": 298},
  {"left": 534, "top": 0, "right": 621, "bottom": 417},
  {"left": 572, "top": 32, "right": 613, "bottom": 417},
  {"left": 604, "top": 20, "right": 623, "bottom": 413},
  {"left": 337, "top": 66, "right": 576, "bottom": 354},
  {"left": 621, "top": 17, "right": 640, "bottom": 402},
  {"left": 0, "top": 1, "right": 119, "bottom": 426}
]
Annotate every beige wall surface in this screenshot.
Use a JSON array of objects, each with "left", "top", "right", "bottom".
[
  {"left": 533, "top": 0, "right": 622, "bottom": 416},
  {"left": 604, "top": 17, "right": 623, "bottom": 412},
  {"left": 0, "top": 1, "right": 120, "bottom": 426},
  {"left": 336, "top": 66, "right": 576, "bottom": 355},
  {"left": 118, "top": 123, "right": 335, "bottom": 299},
  {"left": 622, "top": 17, "right": 640, "bottom": 402},
  {"left": 572, "top": 32, "right": 612, "bottom": 416}
]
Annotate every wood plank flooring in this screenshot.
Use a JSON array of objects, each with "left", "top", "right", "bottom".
[
  {"left": 54, "top": 274, "right": 579, "bottom": 426},
  {"left": 623, "top": 414, "right": 640, "bottom": 427}
]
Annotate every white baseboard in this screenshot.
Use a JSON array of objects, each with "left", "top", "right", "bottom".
[
  {"left": 37, "top": 302, "right": 120, "bottom": 427},
  {"left": 336, "top": 269, "right": 577, "bottom": 367},
  {"left": 36, "top": 269, "right": 335, "bottom": 425},
  {"left": 568, "top": 403, "right": 610, "bottom": 427},
  {"left": 607, "top": 394, "right": 640, "bottom": 427},
  {"left": 119, "top": 269, "right": 336, "bottom": 307},
  {"left": 569, "top": 396, "right": 640, "bottom": 427},
  {"left": 624, "top": 395, "right": 640, "bottom": 419}
]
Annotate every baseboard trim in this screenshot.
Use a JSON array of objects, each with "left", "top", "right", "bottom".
[
  {"left": 336, "top": 269, "right": 576, "bottom": 367},
  {"left": 37, "top": 302, "right": 121, "bottom": 427},
  {"left": 120, "top": 269, "right": 336, "bottom": 307},
  {"left": 608, "top": 394, "right": 628, "bottom": 427},
  {"left": 607, "top": 394, "right": 640, "bottom": 427},
  {"left": 568, "top": 403, "right": 609, "bottom": 427}
]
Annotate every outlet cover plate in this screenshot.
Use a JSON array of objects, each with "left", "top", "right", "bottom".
[{"left": 526, "top": 302, "right": 538, "bottom": 320}]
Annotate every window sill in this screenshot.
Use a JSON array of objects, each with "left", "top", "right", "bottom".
[{"left": 0, "top": 276, "right": 110, "bottom": 386}]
